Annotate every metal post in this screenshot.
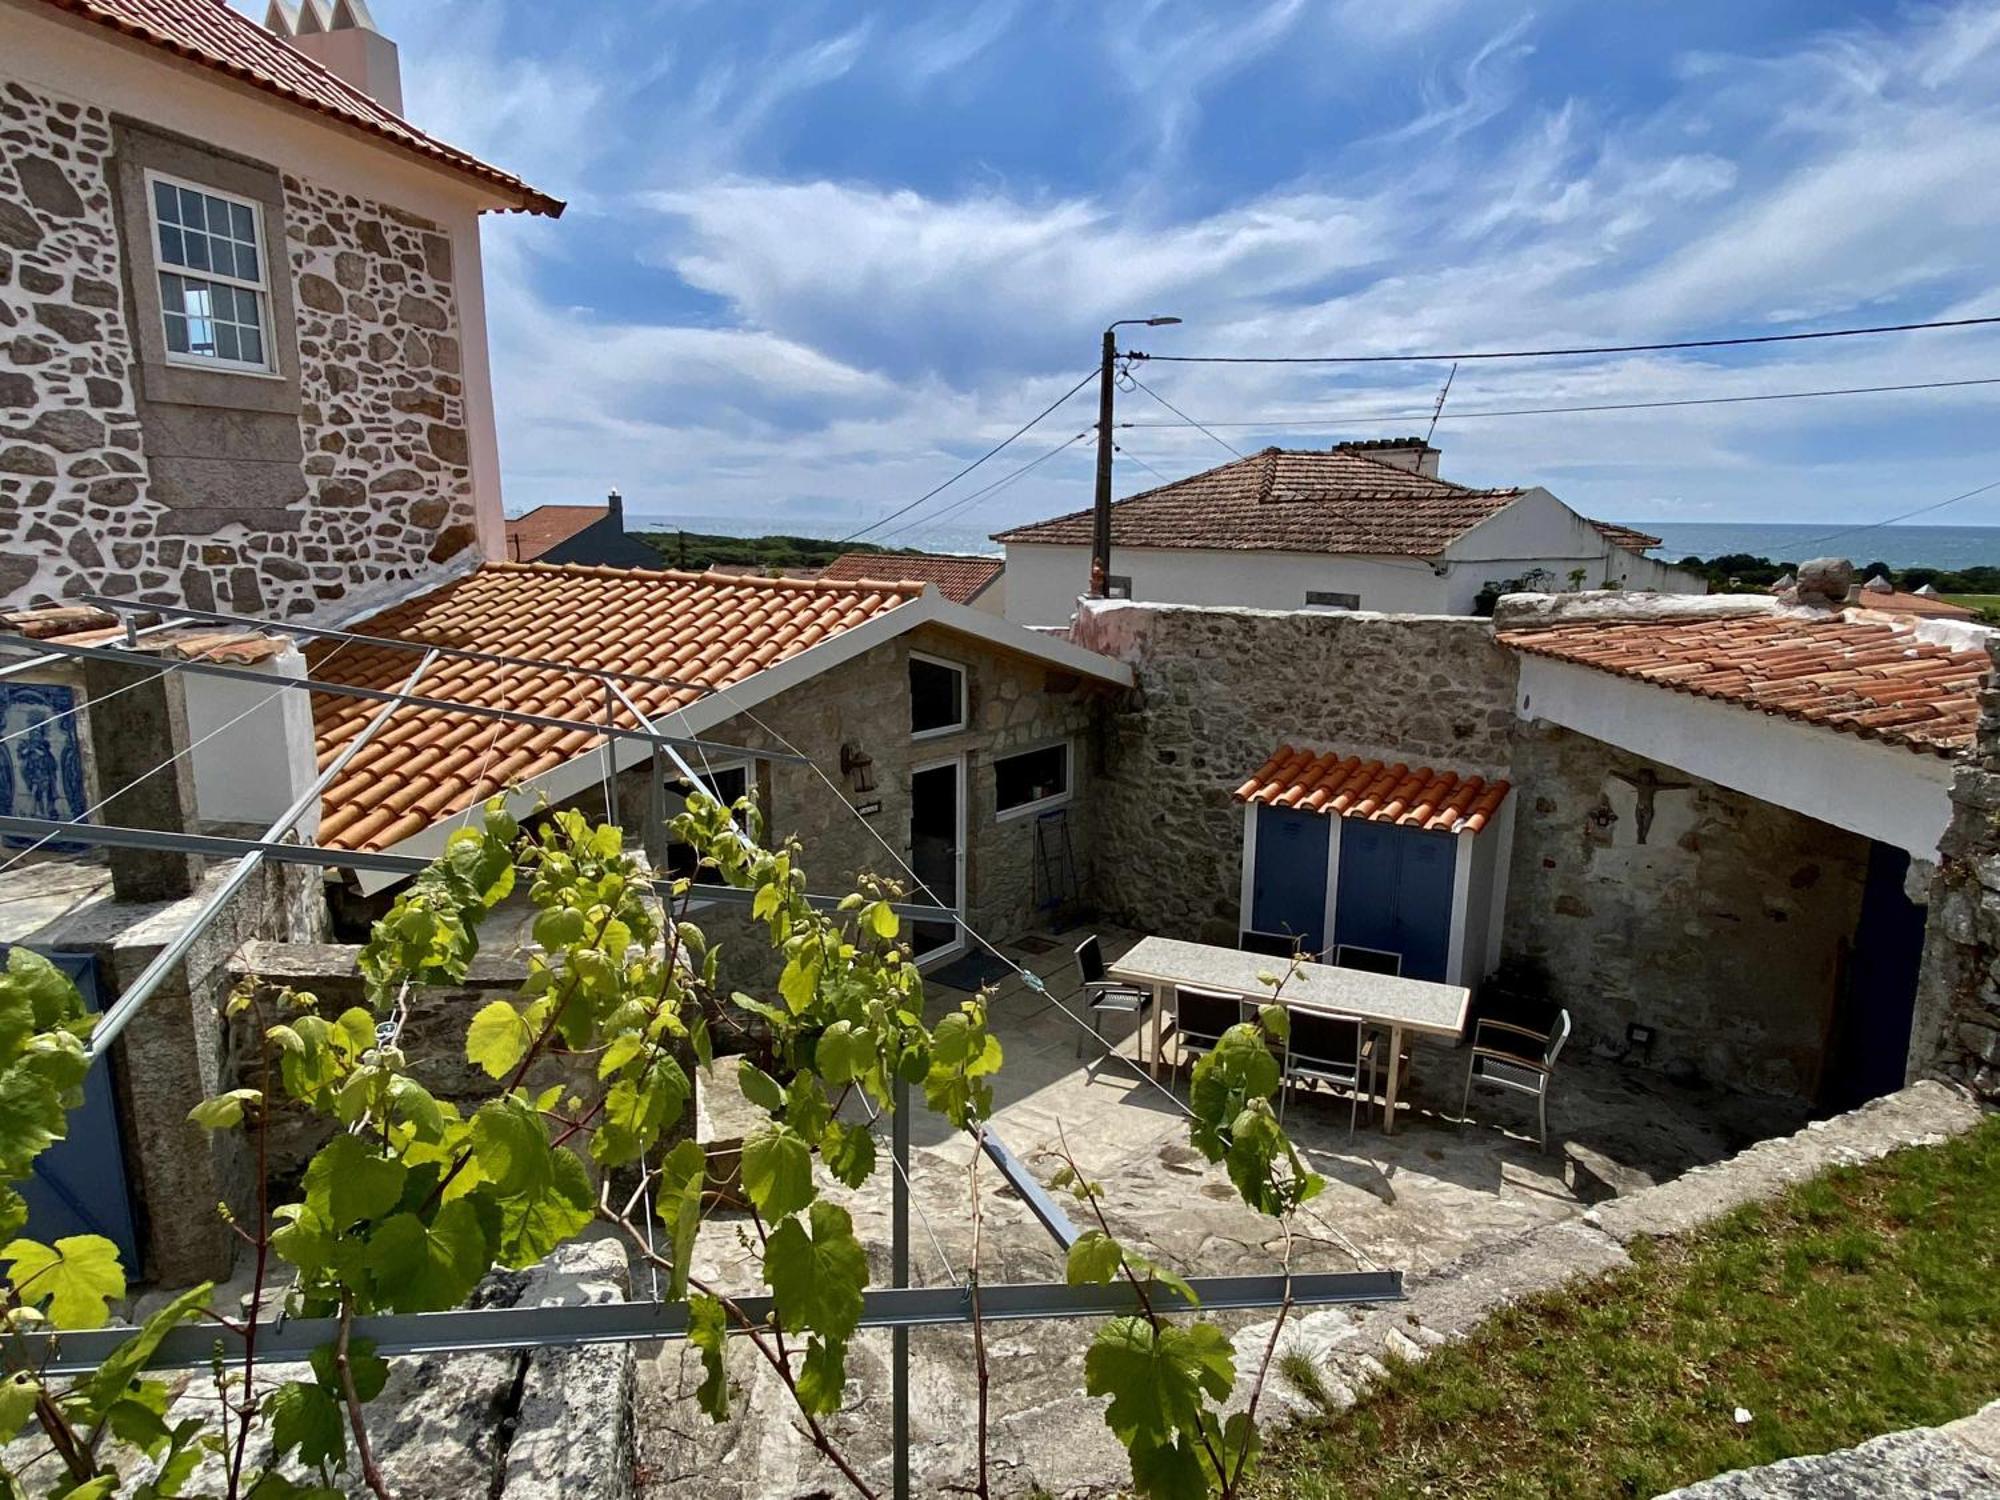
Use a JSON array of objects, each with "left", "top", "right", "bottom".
[
  {"left": 1089, "top": 325, "right": 1117, "bottom": 599},
  {"left": 83, "top": 647, "right": 439, "bottom": 1063},
  {"left": 892, "top": 1072, "right": 911, "bottom": 1500},
  {"left": 602, "top": 680, "right": 620, "bottom": 827}
]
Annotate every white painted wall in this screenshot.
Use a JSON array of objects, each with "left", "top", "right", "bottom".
[
  {"left": 184, "top": 649, "right": 322, "bottom": 836},
  {"left": 1515, "top": 654, "right": 1958, "bottom": 860},
  {"left": 1001, "top": 488, "right": 1702, "bottom": 626},
  {"left": 5, "top": 0, "right": 515, "bottom": 559}
]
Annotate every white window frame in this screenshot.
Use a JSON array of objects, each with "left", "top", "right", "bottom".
[
  {"left": 665, "top": 759, "right": 753, "bottom": 903},
  {"left": 908, "top": 650, "right": 969, "bottom": 740},
  {"left": 144, "top": 168, "right": 280, "bottom": 379},
  {"left": 993, "top": 738, "right": 1073, "bottom": 823}
]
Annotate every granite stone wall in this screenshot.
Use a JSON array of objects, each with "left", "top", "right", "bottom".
[
  {"left": 1911, "top": 639, "right": 2000, "bottom": 1100},
  {"left": 1503, "top": 721, "right": 1870, "bottom": 1100},
  {"left": 1069, "top": 601, "right": 1519, "bottom": 945},
  {"left": 0, "top": 70, "right": 479, "bottom": 617}
]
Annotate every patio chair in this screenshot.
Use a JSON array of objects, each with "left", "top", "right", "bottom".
[
  {"left": 1072, "top": 936, "right": 1149, "bottom": 1058},
  {"left": 1458, "top": 1005, "right": 1572, "bottom": 1152},
  {"left": 1239, "top": 929, "right": 1304, "bottom": 960},
  {"left": 1171, "top": 986, "right": 1246, "bottom": 1082},
  {"left": 1280, "top": 1007, "right": 1377, "bottom": 1135}
]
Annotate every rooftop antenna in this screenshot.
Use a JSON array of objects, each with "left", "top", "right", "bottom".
[{"left": 1424, "top": 360, "right": 1459, "bottom": 445}]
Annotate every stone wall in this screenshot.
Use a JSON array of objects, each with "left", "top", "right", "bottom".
[
  {"left": 0, "top": 70, "right": 479, "bottom": 617},
  {"left": 1504, "top": 722, "right": 1870, "bottom": 1100},
  {"left": 1069, "top": 601, "right": 1519, "bottom": 944},
  {"left": 1911, "top": 639, "right": 2000, "bottom": 1099}
]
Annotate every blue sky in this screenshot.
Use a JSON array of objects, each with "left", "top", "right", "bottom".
[{"left": 246, "top": 1, "right": 2000, "bottom": 537}]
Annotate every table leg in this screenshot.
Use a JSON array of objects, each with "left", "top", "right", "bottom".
[
  {"left": 1149, "top": 984, "right": 1165, "bottom": 1082},
  {"left": 1382, "top": 1025, "right": 1405, "bottom": 1134}
]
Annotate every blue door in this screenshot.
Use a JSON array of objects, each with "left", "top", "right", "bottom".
[
  {"left": 1249, "top": 806, "right": 1330, "bottom": 954},
  {"left": 1333, "top": 824, "right": 1457, "bottom": 982},
  {"left": 5, "top": 950, "right": 139, "bottom": 1266}
]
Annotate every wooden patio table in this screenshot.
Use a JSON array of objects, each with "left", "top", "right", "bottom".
[{"left": 1108, "top": 936, "right": 1471, "bottom": 1133}]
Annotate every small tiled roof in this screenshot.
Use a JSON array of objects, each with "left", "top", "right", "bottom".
[
  {"left": 1849, "top": 588, "right": 1978, "bottom": 621},
  {"left": 1588, "top": 520, "right": 1663, "bottom": 552},
  {"left": 1500, "top": 612, "right": 1987, "bottom": 757},
  {"left": 818, "top": 551, "right": 1003, "bottom": 606},
  {"left": 504, "top": 505, "right": 607, "bottom": 562},
  {"left": 1235, "top": 746, "right": 1511, "bottom": 834},
  {"left": 992, "top": 447, "right": 1524, "bottom": 557},
  {"left": 31, "top": 0, "right": 561, "bottom": 216},
  {"left": 0, "top": 605, "right": 284, "bottom": 662},
  {"left": 310, "top": 563, "right": 922, "bottom": 851}
]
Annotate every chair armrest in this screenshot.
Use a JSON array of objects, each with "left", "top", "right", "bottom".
[{"left": 1473, "top": 1017, "right": 1552, "bottom": 1048}]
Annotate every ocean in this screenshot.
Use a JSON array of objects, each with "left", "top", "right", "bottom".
[{"left": 626, "top": 512, "right": 2000, "bottom": 572}]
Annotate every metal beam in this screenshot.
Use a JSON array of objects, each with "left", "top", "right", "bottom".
[
  {"left": 0, "top": 817, "right": 962, "bottom": 925},
  {"left": 76, "top": 593, "right": 725, "bottom": 700},
  {"left": 0, "top": 618, "right": 183, "bottom": 681},
  {"left": 0, "top": 632, "right": 806, "bottom": 767},
  {"left": 18, "top": 1271, "right": 1403, "bottom": 1378},
  {"left": 84, "top": 649, "right": 440, "bottom": 1062},
  {"left": 980, "top": 1129, "right": 1082, "bottom": 1251}
]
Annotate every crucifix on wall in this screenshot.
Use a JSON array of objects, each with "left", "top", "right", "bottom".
[{"left": 1611, "top": 767, "right": 1693, "bottom": 845}]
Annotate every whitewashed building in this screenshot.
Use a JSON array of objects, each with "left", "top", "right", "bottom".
[{"left": 994, "top": 439, "right": 1702, "bottom": 626}]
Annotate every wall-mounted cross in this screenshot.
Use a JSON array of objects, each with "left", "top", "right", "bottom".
[{"left": 1611, "top": 767, "right": 1693, "bottom": 844}]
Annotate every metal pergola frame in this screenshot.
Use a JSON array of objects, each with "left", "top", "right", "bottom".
[{"left": 0, "top": 598, "right": 1405, "bottom": 1500}]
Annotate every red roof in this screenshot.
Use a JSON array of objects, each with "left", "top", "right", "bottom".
[
  {"left": 30, "top": 0, "right": 561, "bottom": 216},
  {"left": 818, "top": 551, "right": 1003, "bottom": 606},
  {"left": 1235, "top": 747, "right": 1510, "bottom": 834},
  {"left": 1499, "top": 611, "right": 1986, "bottom": 758},
  {"left": 504, "top": 505, "right": 607, "bottom": 562},
  {"left": 311, "top": 563, "right": 923, "bottom": 851}
]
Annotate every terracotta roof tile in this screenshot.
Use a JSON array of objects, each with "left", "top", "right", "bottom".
[
  {"left": 817, "top": 551, "right": 1003, "bottom": 605},
  {"left": 1587, "top": 519, "right": 1662, "bottom": 552},
  {"left": 1234, "top": 746, "right": 1511, "bottom": 834},
  {"left": 0, "top": 606, "right": 285, "bottom": 663},
  {"left": 992, "top": 447, "right": 1524, "bottom": 557},
  {"left": 1499, "top": 612, "right": 1987, "bottom": 757},
  {"left": 309, "top": 562, "right": 922, "bottom": 852},
  {"left": 30, "top": 0, "right": 560, "bottom": 215}
]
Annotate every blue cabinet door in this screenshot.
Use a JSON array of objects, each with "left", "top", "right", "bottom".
[
  {"left": 1333, "top": 823, "right": 1457, "bottom": 982},
  {"left": 4, "top": 949, "right": 139, "bottom": 1267},
  {"left": 1249, "top": 806, "right": 1330, "bottom": 954}
]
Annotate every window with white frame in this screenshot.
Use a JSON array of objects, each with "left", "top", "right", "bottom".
[
  {"left": 665, "top": 764, "right": 751, "bottom": 886},
  {"left": 994, "top": 741, "right": 1070, "bottom": 818},
  {"left": 909, "top": 653, "right": 967, "bottom": 738},
  {"left": 148, "top": 174, "right": 272, "bottom": 372}
]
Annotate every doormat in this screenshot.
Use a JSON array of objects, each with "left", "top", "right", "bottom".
[
  {"left": 1013, "top": 935, "right": 1059, "bottom": 955},
  {"left": 929, "top": 952, "right": 1014, "bottom": 993}
]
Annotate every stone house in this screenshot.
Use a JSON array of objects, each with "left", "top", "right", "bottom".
[
  {"left": 993, "top": 438, "right": 1704, "bottom": 626},
  {"left": 0, "top": 0, "right": 560, "bottom": 619}
]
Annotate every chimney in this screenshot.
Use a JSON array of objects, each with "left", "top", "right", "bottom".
[
  {"left": 607, "top": 487, "right": 625, "bottom": 529},
  {"left": 1335, "top": 437, "right": 1441, "bottom": 478},
  {"left": 265, "top": 0, "right": 404, "bottom": 117}
]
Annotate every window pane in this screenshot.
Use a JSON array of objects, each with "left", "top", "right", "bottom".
[
  {"left": 157, "top": 224, "right": 186, "bottom": 268},
  {"left": 230, "top": 201, "right": 257, "bottom": 244},
  {"left": 163, "top": 311, "right": 190, "bottom": 355},
  {"left": 995, "top": 745, "right": 1067, "bottom": 814},
  {"left": 154, "top": 179, "right": 180, "bottom": 225},
  {"left": 186, "top": 318, "right": 216, "bottom": 357},
  {"left": 182, "top": 232, "right": 211, "bottom": 273},
  {"left": 238, "top": 324, "right": 264, "bottom": 367},
  {"left": 214, "top": 323, "right": 240, "bottom": 363},
  {"left": 179, "top": 187, "right": 206, "bottom": 231},
  {"left": 238, "top": 292, "right": 264, "bottom": 336},
  {"left": 910, "top": 658, "right": 965, "bottom": 735},
  {"left": 158, "top": 272, "right": 184, "bottom": 314},
  {"left": 234, "top": 241, "right": 263, "bottom": 282},
  {"left": 182, "top": 282, "right": 213, "bottom": 320}
]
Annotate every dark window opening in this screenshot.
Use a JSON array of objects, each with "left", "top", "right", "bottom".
[
  {"left": 667, "top": 763, "right": 750, "bottom": 885},
  {"left": 1305, "top": 590, "right": 1361, "bottom": 610},
  {"left": 910, "top": 656, "right": 966, "bottom": 736},
  {"left": 995, "top": 743, "right": 1069, "bottom": 816}
]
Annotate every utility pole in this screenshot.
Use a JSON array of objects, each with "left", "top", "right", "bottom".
[{"left": 1089, "top": 316, "right": 1181, "bottom": 598}]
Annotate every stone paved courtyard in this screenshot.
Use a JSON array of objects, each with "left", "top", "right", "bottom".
[{"left": 636, "top": 930, "right": 1810, "bottom": 1498}]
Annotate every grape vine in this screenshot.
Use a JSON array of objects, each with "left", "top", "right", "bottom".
[{"left": 0, "top": 794, "right": 1321, "bottom": 1500}]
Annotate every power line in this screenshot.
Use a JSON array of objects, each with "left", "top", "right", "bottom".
[
  {"left": 1113, "top": 444, "right": 1172, "bottom": 485},
  {"left": 872, "top": 428, "right": 1092, "bottom": 545},
  {"left": 1128, "top": 376, "right": 1242, "bottom": 459},
  {"left": 1115, "top": 375, "right": 2000, "bottom": 430},
  {"left": 836, "top": 369, "right": 1098, "bottom": 544},
  {"left": 1129, "top": 314, "right": 2000, "bottom": 366},
  {"left": 1786, "top": 475, "right": 2000, "bottom": 551}
]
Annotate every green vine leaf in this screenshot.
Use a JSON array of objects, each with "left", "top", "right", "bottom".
[
  {"left": 653, "top": 1139, "right": 707, "bottom": 1301},
  {"left": 688, "top": 1293, "right": 730, "bottom": 1421},
  {"left": 763, "top": 1201, "right": 867, "bottom": 1346},
  {"left": 187, "top": 1089, "right": 262, "bottom": 1132},
  {"left": 1084, "top": 1316, "right": 1236, "bottom": 1450},
  {"left": 2, "top": 1235, "right": 126, "bottom": 1329},
  {"left": 306, "top": 1134, "right": 407, "bottom": 1230},
  {"left": 364, "top": 1200, "right": 491, "bottom": 1312},
  {"left": 1066, "top": 1229, "right": 1124, "bottom": 1286},
  {"left": 266, "top": 1379, "right": 345, "bottom": 1469},
  {"left": 740, "top": 1125, "right": 814, "bottom": 1221},
  {"left": 466, "top": 1000, "right": 535, "bottom": 1080},
  {"left": 736, "top": 1060, "right": 785, "bottom": 1115}
]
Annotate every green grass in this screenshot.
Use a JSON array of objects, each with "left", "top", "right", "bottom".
[
  {"left": 1943, "top": 594, "right": 2000, "bottom": 616},
  {"left": 629, "top": 530, "right": 936, "bottom": 573},
  {"left": 1251, "top": 1115, "right": 2000, "bottom": 1499}
]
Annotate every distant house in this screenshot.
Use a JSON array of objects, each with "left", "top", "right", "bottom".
[
  {"left": 0, "top": 0, "right": 559, "bottom": 618},
  {"left": 504, "top": 489, "right": 660, "bottom": 568},
  {"left": 819, "top": 551, "right": 1005, "bottom": 614},
  {"left": 993, "top": 439, "right": 1702, "bottom": 625}
]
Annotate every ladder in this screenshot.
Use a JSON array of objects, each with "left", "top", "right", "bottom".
[{"left": 1034, "top": 809, "right": 1078, "bottom": 921}]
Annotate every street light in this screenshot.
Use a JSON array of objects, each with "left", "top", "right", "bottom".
[{"left": 1091, "top": 316, "right": 1182, "bottom": 597}]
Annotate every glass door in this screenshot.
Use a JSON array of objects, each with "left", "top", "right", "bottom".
[{"left": 908, "top": 759, "right": 964, "bottom": 961}]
